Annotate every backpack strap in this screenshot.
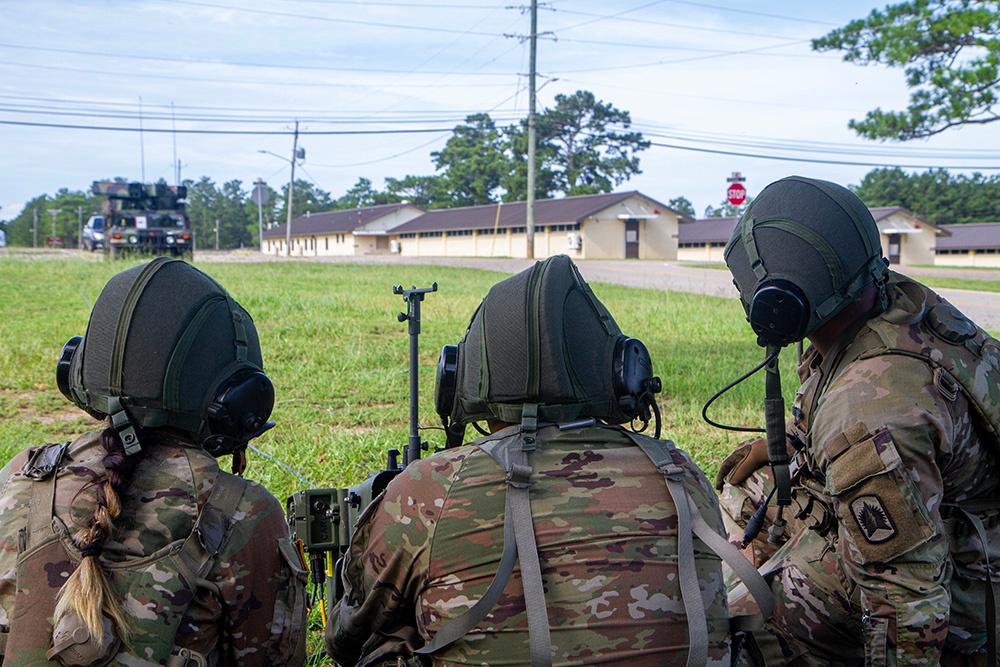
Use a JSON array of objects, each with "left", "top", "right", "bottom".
[
  {"left": 624, "top": 433, "right": 775, "bottom": 638},
  {"left": 123, "top": 470, "right": 249, "bottom": 664},
  {"left": 22, "top": 442, "right": 71, "bottom": 552},
  {"left": 174, "top": 471, "right": 249, "bottom": 585},
  {"left": 417, "top": 424, "right": 552, "bottom": 667},
  {"left": 943, "top": 500, "right": 1000, "bottom": 666}
]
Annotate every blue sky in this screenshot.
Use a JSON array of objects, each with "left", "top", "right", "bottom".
[{"left": 3, "top": 0, "right": 1000, "bottom": 220}]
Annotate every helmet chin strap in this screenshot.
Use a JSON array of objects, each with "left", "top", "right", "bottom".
[{"left": 763, "top": 344, "right": 791, "bottom": 544}]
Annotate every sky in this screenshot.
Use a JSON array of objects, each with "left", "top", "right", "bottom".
[{"left": 4, "top": 0, "right": 1000, "bottom": 222}]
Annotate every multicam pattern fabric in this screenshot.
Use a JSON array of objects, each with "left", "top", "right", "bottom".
[
  {"left": 327, "top": 423, "right": 730, "bottom": 667},
  {"left": 0, "top": 430, "right": 308, "bottom": 666},
  {"left": 724, "top": 272, "right": 1000, "bottom": 666}
]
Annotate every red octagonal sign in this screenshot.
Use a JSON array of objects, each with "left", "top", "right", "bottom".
[{"left": 727, "top": 183, "right": 747, "bottom": 206}]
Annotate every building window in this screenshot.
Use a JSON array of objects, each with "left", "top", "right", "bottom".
[
  {"left": 511, "top": 226, "right": 526, "bottom": 234},
  {"left": 446, "top": 230, "right": 473, "bottom": 236},
  {"left": 400, "top": 232, "right": 416, "bottom": 239},
  {"left": 420, "top": 231, "right": 443, "bottom": 238}
]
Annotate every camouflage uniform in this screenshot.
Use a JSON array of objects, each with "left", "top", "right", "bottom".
[
  {"left": 0, "top": 430, "right": 309, "bottom": 666},
  {"left": 724, "top": 272, "right": 1000, "bottom": 666},
  {"left": 327, "top": 423, "right": 730, "bottom": 667}
]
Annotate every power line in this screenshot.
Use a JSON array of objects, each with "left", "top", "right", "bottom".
[
  {"left": 0, "top": 119, "right": 457, "bottom": 135},
  {"left": 649, "top": 140, "right": 1000, "bottom": 171}
]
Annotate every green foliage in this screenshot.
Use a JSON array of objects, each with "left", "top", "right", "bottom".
[
  {"left": 538, "top": 90, "right": 650, "bottom": 196},
  {"left": 813, "top": 0, "right": 1000, "bottom": 140},
  {"left": 0, "top": 257, "right": 785, "bottom": 499},
  {"left": 333, "top": 178, "right": 403, "bottom": 210},
  {"left": 853, "top": 167, "right": 1000, "bottom": 224},
  {"left": 431, "top": 113, "right": 510, "bottom": 207},
  {"left": 4, "top": 189, "right": 104, "bottom": 249},
  {"left": 704, "top": 196, "right": 754, "bottom": 219},
  {"left": 383, "top": 175, "right": 447, "bottom": 209},
  {"left": 668, "top": 196, "right": 696, "bottom": 218}
]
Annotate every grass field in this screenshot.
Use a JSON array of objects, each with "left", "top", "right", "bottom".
[{"left": 0, "top": 255, "right": 794, "bottom": 500}]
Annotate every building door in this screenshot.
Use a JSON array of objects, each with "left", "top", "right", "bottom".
[
  {"left": 376, "top": 236, "right": 389, "bottom": 253},
  {"left": 624, "top": 219, "right": 639, "bottom": 259},
  {"left": 888, "top": 233, "right": 901, "bottom": 265}
]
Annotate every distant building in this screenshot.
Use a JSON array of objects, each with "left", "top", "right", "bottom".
[
  {"left": 261, "top": 202, "right": 423, "bottom": 256},
  {"left": 389, "top": 191, "right": 682, "bottom": 260},
  {"left": 677, "top": 217, "right": 737, "bottom": 262},
  {"left": 935, "top": 222, "right": 1000, "bottom": 268},
  {"left": 869, "top": 206, "right": 944, "bottom": 266},
  {"left": 676, "top": 206, "right": 944, "bottom": 266},
  {"left": 262, "top": 191, "right": 686, "bottom": 260}
]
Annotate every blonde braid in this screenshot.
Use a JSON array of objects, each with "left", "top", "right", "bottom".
[{"left": 53, "top": 425, "right": 137, "bottom": 645}]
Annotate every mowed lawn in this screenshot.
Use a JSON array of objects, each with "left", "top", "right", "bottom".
[{"left": 0, "top": 255, "right": 795, "bottom": 502}]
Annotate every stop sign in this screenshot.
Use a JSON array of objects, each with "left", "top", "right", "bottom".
[{"left": 727, "top": 183, "right": 747, "bottom": 206}]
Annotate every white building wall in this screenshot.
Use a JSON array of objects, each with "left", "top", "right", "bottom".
[{"left": 678, "top": 244, "right": 726, "bottom": 262}]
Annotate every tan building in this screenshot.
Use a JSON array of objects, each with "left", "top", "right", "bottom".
[
  {"left": 935, "top": 222, "right": 1000, "bottom": 268},
  {"left": 261, "top": 203, "right": 424, "bottom": 256},
  {"left": 389, "top": 191, "right": 683, "bottom": 260},
  {"left": 677, "top": 217, "right": 737, "bottom": 262},
  {"left": 677, "top": 207, "right": 944, "bottom": 266},
  {"left": 870, "top": 206, "right": 943, "bottom": 266}
]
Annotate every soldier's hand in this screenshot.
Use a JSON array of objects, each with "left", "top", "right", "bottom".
[{"left": 714, "top": 437, "right": 769, "bottom": 491}]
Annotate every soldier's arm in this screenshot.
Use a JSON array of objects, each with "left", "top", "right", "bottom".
[
  {"left": 814, "top": 357, "right": 953, "bottom": 665},
  {"left": 216, "top": 481, "right": 309, "bottom": 666},
  {"left": 327, "top": 452, "right": 464, "bottom": 666},
  {"left": 0, "top": 450, "right": 33, "bottom": 644}
]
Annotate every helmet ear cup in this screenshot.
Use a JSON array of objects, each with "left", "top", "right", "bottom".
[
  {"left": 611, "top": 337, "right": 661, "bottom": 422},
  {"left": 203, "top": 370, "right": 275, "bottom": 457},
  {"left": 56, "top": 336, "right": 84, "bottom": 408},
  {"left": 435, "top": 344, "right": 459, "bottom": 421},
  {"left": 748, "top": 279, "right": 810, "bottom": 347},
  {"left": 435, "top": 344, "right": 465, "bottom": 448}
]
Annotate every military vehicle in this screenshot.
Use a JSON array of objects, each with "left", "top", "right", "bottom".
[{"left": 92, "top": 181, "right": 194, "bottom": 258}]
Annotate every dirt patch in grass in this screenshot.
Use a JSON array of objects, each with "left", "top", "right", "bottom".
[{"left": 3, "top": 388, "right": 97, "bottom": 426}]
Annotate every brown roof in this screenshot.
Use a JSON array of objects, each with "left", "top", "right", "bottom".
[
  {"left": 870, "top": 206, "right": 946, "bottom": 235},
  {"left": 391, "top": 191, "right": 674, "bottom": 233},
  {"left": 678, "top": 207, "right": 947, "bottom": 245},
  {"left": 678, "top": 217, "right": 738, "bottom": 244},
  {"left": 937, "top": 222, "right": 1000, "bottom": 251},
  {"left": 262, "top": 203, "right": 416, "bottom": 239}
]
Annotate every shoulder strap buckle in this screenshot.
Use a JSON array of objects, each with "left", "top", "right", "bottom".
[{"left": 23, "top": 441, "right": 70, "bottom": 481}]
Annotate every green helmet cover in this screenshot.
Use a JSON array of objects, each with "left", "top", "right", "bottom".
[
  {"left": 724, "top": 176, "right": 889, "bottom": 341},
  {"left": 65, "top": 257, "right": 265, "bottom": 442},
  {"left": 450, "top": 254, "right": 638, "bottom": 426}
]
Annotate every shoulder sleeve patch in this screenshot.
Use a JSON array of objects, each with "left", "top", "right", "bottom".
[{"left": 827, "top": 429, "right": 934, "bottom": 564}]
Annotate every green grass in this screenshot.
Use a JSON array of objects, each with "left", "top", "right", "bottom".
[
  {"left": 918, "top": 276, "right": 1000, "bottom": 293},
  {"left": 0, "top": 256, "right": 789, "bottom": 496},
  {"left": 0, "top": 254, "right": 803, "bottom": 661}
]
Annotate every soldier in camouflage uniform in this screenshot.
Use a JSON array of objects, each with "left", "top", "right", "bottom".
[
  {"left": 719, "top": 176, "right": 1000, "bottom": 666},
  {"left": 327, "top": 255, "right": 732, "bottom": 666},
  {"left": 0, "top": 258, "right": 307, "bottom": 666}
]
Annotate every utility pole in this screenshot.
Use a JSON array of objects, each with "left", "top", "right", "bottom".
[
  {"left": 33, "top": 208, "right": 38, "bottom": 248},
  {"left": 215, "top": 218, "right": 220, "bottom": 250},
  {"left": 48, "top": 209, "right": 60, "bottom": 238},
  {"left": 526, "top": 0, "right": 538, "bottom": 260},
  {"left": 77, "top": 206, "right": 83, "bottom": 250},
  {"left": 285, "top": 120, "right": 300, "bottom": 257}
]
